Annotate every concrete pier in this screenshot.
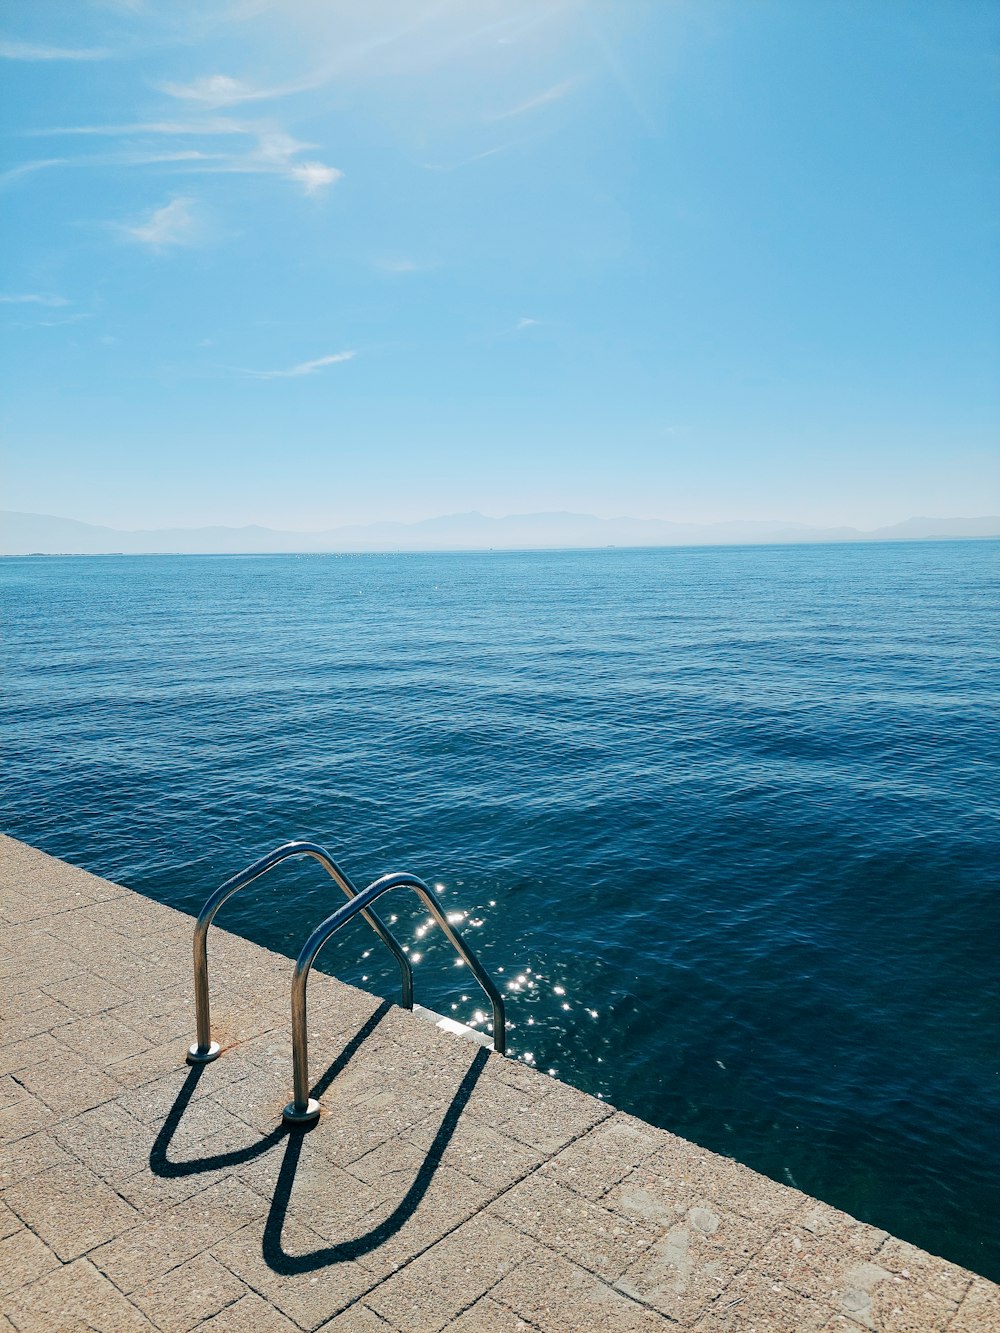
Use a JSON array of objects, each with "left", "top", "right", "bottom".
[{"left": 1, "top": 835, "right": 997, "bottom": 1331}]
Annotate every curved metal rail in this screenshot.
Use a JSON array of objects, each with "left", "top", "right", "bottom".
[
  {"left": 186, "top": 841, "right": 413, "bottom": 1065},
  {"left": 284, "top": 871, "right": 506, "bottom": 1123}
]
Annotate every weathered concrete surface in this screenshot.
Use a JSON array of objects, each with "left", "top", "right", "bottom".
[{"left": 1, "top": 834, "right": 996, "bottom": 1333}]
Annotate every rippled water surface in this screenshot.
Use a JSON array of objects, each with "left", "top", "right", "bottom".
[{"left": 3, "top": 543, "right": 999, "bottom": 1278}]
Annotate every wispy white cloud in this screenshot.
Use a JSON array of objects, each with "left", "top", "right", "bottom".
[
  {"left": 0, "top": 158, "right": 69, "bottom": 188},
  {"left": 159, "top": 73, "right": 268, "bottom": 107},
  {"left": 0, "top": 293, "right": 69, "bottom": 307},
  {"left": 375, "top": 256, "right": 439, "bottom": 275},
  {"left": 421, "top": 144, "right": 510, "bottom": 174},
  {"left": 517, "top": 316, "right": 540, "bottom": 329},
  {"left": 159, "top": 69, "right": 329, "bottom": 107},
  {"left": 115, "top": 150, "right": 232, "bottom": 170},
  {"left": 489, "top": 80, "right": 575, "bottom": 121},
  {"left": 25, "top": 119, "right": 249, "bottom": 137},
  {"left": 6, "top": 127, "right": 341, "bottom": 196},
  {"left": 9, "top": 313, "right": 94, "bottom": 328},
  {"left": 19, "top": 74, "right": 343, "bottom": 194},
  {"left": 243, "top": 351, "right": 356, "bottom": 379},
  {"left": 121, "top": 196, "right": 200, "bottom": 249},
  {"left": 0, "top": 39, "right": 112, "bottom": 61},
  {"left": 178, "top": 129, "right": 342, "bottom": 194},
  {"left": 289, "top": 161, "right": 341, "bottom": 194}
]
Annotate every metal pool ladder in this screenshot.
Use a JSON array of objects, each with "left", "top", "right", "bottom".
[{"left": 185, "top": 841, "right": 506, "bottom": 1126}]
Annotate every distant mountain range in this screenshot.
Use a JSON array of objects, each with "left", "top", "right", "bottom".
[{"left": 2, "top": 509, "right": 998, "bottom": 555}]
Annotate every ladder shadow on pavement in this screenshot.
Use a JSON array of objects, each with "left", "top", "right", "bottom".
[
  {"left": 149, "top": 1000, "right": 489, "bottom": 1275},
  {"left": 262, "top": 1045, "right": 490, "bottom": 1275},
  {"left": 150, "top": 1001, "right": 394, "bottom": 1178}
]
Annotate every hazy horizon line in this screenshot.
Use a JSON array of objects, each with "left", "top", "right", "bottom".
[
  {"left": 6, "top": 505, "right": 1000, "bottom": 533},
  {"left": 3, "top": 507, "right": 999, "bottom": 557}
]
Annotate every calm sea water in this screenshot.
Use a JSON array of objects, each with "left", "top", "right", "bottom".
[{"left": 3, "top": 543, "right": 999, "bottom": 1278}]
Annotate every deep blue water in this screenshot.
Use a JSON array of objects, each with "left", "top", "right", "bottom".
[{"left": 2, "top": 543, "right": 999, "bottom": 1279}]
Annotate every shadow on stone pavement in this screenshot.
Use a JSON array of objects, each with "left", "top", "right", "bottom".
[
  {"left": 149, "top": 998, "right": 490, "bottom": 1277},
  {"left": 263, "top": 1045, "right": 489, "bottom": 1274}
]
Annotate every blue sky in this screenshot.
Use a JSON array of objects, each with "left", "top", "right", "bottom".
[{"left": 1, "top": 0, "right": 997, "bottom": 531}]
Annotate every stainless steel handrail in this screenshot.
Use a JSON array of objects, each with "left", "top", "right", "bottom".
[
  {"left": 186, "top": 841, "right": 414, "bottom": 1065},
  {"left": 284, "top": 871, "right": 506, "bottom": 1123}
]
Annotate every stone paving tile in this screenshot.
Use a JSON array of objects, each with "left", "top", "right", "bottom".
[
  {"left": 486, "top": 1176, "right": 658, "bottom": 1283},
  {"left": 115, "top": 1119, "right": 263, "bottom": 1214},
  {"left": 144, "top": 1092, "right": 252, "bottom": 1158},
  {"left": 457, "top": 1067, "right": 548, "bottom": 1136},
  {"left": 93, "top": 1176, "right": 269, "bottom": 1294},
  {"left": 0, "top": 920, "right": 73, "bottom": 956},
  {"left": 347, "top": 1166, "right": 493, "bottom": 1279},
  {"left": 491, "top": 1252, "right": 667, "bottom": 1333},
  {"left": 276, "top": 1141, "right": 498, "bottom": 1285},
  {"left": 0, "top": 1031, "right": 82, "bottom": 1081},
  {"left": 116, "top": 1064, "right": 237, "bottom": 1127},
  {"left": 874, "top": 1235, "right": 973, "bottom": 1305},
  {"left": 15, "top": 1050, "right": 124, "bottom": 1118},
  {"left": 42, "top": 906, "right": 131, "bottom": 952},
  {"left": 483, "top": 1057, "right": 554, "bottom": 1099},
  {"left": 307, "top": 1090, "right": 440, "bottom": 1171},
  {"left": 43, "top": 970, "right": 132, "bottom": 1016},
  {"left": 110, "top": 1035, "right": 211, "bottom": 1090},
  {"left": 614, "top": 1131, "right": 806, "bottom": 1230},
  {"left": 614, "top": 1199, "right": 772, "bottom": 1324},
  {"left": 1, "top": 887, "right": 118, "bottom": 926},
  {"left": 0, "top": 1201, "right": 20, "bottom": 1241},
  {"left": 343, "top": 1135, "right": 431, "bottom": 1191},
  {"left": 319, "top": 1305, "right": 399, "bottom": 1331},
  {"left": 602, "top": 1169, "right": 697, "bottom": 1233},
  {"left": 80, "top": 892, "right": 188, "bottom": 937},
  {"left": 211, "top": 1216, "right": 376, "bottom": 1332},
  {"left": 0, "top": 839, "right": 123, "bottom": 903},
  {"left": 129, "top": 1250, "right": 249, "bottom": 1332},
  {"left": 87, "top": 948, "right": 184, "bottom": 997},
  {"left": 445, "top": 1296, "right": 539, "bottom": 1331},
  {"left": 5, "top": 1158, "right": 142, "bottom": 1261},
  {"left": 365, "top": 1213, "right": 533, "bottom": 1332},
  {"left": 698, "top": 1264, "right": 844, "bottom": 1330},
  {"left": 228, "top": 1135, "right": 296, "bottom": 1204},
  {"left": 1, "top": 1257, "right": 157, "bottom": 1332},
  {"left": 53, "top": 1100, "right": 156, "bottom": 1184},
  {"left": 376, "top": 1012, "right": 495, "bottom": 1079},
  {"left": 109, "top": 986, "right": 198, "bottom": 1045},
  {"left": 0, "top": 1080, "right": 21, "bottom": 1111},
  {"left": 859, "top": 1275, "right": 957, "bottom": 1332},
  {"left": 0, "top": 1081, "right": 49, "bottom": 1147},
  {"left": 0, "top": 1130, "right": 72, "bottom": 1191},
  {"left": 1, "top": 986, "right": 79, "bottom": 1023},
  {"left": 0, "top": 1228, "right": 60, "bottom": 1297},
  {"left": 745, "top": 1206, "right": 960, "bottom": 1331},
  {"left": 538, "top": 1112, "right": 663, "bottom": 1201},
  {"left": 257, "top": 1139, "right": 398, "bottom": 1243},
  {"left": 793, "top": 1198, "right": 890, "bottom": 1256},
  {"left": 1, "top": 959, "right": 80, "bottom": 1002},
  {"left": 0, "top": 993, "right": 79, "bottom": 1045},
  {"left": 487, "top": 1076, "right": 611, "bottom": 1156},
  {"left": 51, "top": 1010, "right": 153, "bottom": 1065},
  {"left": 197, "top": 1291, "right": 301, "bottom": 1332},
  {"left": 0, "top": 1034, "right": 71, "bottom": 1082},
  {"left": 402, "top": 1110, "right": 544, "bottom": 1193},
  {"left": 210, "top": 1068, "right": 297, "bottom": 1137},
  {"left": 950, "top": 1277, "right": 1000, "bottom": 1331}
]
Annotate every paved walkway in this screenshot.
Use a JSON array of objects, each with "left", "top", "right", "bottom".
[{"left": 1, "top": 835, "right": 996, "bottom": 1332}]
